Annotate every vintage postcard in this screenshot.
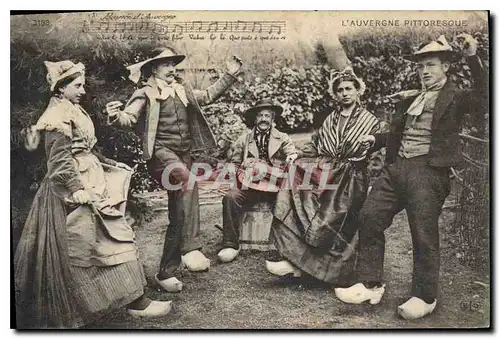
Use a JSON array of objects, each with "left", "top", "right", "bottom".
[{"left": 10, "top": 10, "right": 490, "bottom": 329}]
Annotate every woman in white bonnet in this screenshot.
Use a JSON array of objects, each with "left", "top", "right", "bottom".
[{"left": 14, "top": 60, "right": 172, "bottom": 328}]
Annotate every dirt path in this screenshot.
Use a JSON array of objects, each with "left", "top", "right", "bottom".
[{"left": 86, "top": 199, "right": 490, "bottom": 329}]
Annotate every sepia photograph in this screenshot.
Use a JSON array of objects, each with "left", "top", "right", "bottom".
[{"left": 10, "top": 10, "right": 490, "bottom": 329}]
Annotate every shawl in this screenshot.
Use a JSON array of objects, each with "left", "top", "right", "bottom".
[{"left": 316, "top": 104, "right": 380, "bottom": 161}]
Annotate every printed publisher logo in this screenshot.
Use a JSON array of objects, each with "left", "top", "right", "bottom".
[{"left": 460, "top": 301, "right": 481, "bottom": 312}]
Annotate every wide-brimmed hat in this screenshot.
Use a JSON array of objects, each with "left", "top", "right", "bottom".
[
  {"left": 126, "top": 47, "right": 186, "bottom": 84},
  {"left": 44, "top": 60, "right": 85, "bottom": 92},
  {"left": 404, "top": 35, "right": 456, "bottom": 62},
  {"left": 244, "top": 99, "right": 284, "bottom": 123}
]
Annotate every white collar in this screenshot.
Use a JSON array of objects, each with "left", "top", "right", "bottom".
[{"left": 154, "top": 78, "right": 188, "bottom": 106}]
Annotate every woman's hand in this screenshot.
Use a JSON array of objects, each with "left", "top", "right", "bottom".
[
  {"left": 71, "top": 189, "right": 92, "bottom": 204},
  {"left": 359, "top": 135, "right": 375, "bottom": 149},
  {"left": 23, "top": 125, "right": 40, "bottom": 151}
]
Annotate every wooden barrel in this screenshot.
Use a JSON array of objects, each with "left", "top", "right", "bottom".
[{"left": 239, "top": 201, "right": 276, "bottom": 251}]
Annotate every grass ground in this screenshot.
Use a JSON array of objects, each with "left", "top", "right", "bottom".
[{"left": 87, "top": 202, "right": 490, "bottom": 329}]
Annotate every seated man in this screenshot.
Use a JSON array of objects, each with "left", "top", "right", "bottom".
[{"left": 218, "top": 99, "right": 298, "bottom": 263}]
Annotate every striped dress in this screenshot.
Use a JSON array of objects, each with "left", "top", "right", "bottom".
[
  {"left": 316, "top": 104, "right": 380, "bottom": 161},
  {"left": 271, "top": 104, "right": 380, "bottom": 285}
]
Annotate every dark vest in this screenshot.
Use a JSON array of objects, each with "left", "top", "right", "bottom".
[{"left": 154, "top": 94, "right": 192, "bottom": 153}]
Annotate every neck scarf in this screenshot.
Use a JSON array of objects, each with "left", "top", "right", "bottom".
[
  {"left": 406, "top": 77, "right": 447, "bottom": 126},
  {"left": 405, "top": 77, "right": 447, "bottom": 118},
  {"left": 254, "top": 128, "right": 271, "bottom": 160},
  {"left": 155, "top": 77, "right": 189, "bottom": 106}
]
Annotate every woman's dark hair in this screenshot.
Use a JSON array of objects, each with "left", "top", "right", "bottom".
[
  {"left": 52, "top": 72, "right": 83, "bottom": 96},
  {"left": 332, "top": 75, "right": 361, "bottom": 91}
]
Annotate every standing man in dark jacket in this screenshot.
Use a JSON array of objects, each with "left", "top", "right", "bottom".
[
  {"left": 106, "top": 47, "right": 242, "bottom": 293},
  {"left": 335, "top": 34, "right": 487, "bottom": 319}
]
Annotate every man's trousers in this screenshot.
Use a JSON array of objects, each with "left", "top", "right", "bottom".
[
  {"left": 355, "top": 155, "right": 450, "bottom": 301},
  {"left": 149, "top": 147, "right": 202, "bottom": 279}
]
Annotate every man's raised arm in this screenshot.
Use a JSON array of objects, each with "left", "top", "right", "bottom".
[{"left": 193, "top": 56, "right": 243, "bottom": 106}]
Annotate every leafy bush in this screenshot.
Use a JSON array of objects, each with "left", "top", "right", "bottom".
[{"left": 219, "top": 65, "right": 335, "bottom": 132}]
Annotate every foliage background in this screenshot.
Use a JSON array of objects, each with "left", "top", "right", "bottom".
[{"left": 11, "top": 13, "right": 489, "bottom": 252}]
